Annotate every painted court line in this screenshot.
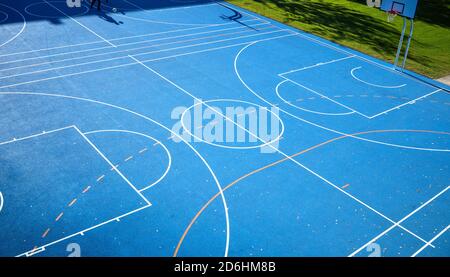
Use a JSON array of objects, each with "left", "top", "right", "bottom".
[
  {"left": 41, "top": 228, "right": 50, "bottom": 238},
  {"left": 0, "top": 125, "right": 74, "bottom": 146},
  {"left": 124, "top": 155, "right": 133, "bottom": 162},
  {"left": 0, "top": 25, "right": 276, "bottom": 79},
  {"left": 43, "top": 0, "right": 116, "bottom": 47},
  {"left": 72, "top": 126, "right": 152, "bottom": 206},
  {"left": 0, "top": 3, "right": 26, "bottom": 49},
  {"left": 19, "top": 204, "right": 151, "bottom": 257},
  {"left": 82, "top": 186, "right": 91, "bottom": 194},
  {"left": 279, "top": 64, "right": 441, "bottom": 119},
  {"left": 129, "top": 55, "right": 430, "bottom": 246},
  {"left": 0, "top": 22, "right": 270, "bottom": 68},
  {"left": 0, "top": 33, "right": 295, "bottom": 90},
  {"left": 0, "top": 27, "right": 281, "bottom": 80},
  {"left": 68, "top": 198, "right": 77, "bottom": 207},
  {"left": 0, "top": 18, "right": 262, "bottom": 58},
  {"left": 280, "top": 76, "right": 364, "bottom": 118},
  {"left": 350, "top": 66, "right": 406, "bottom": 89},
  {"left": 278, "top": 55, "right": 355, "bottom": 76},
  {"left": 0, "top": 91, "right": 229, "bottom": 257},
  {"left": 412, "top": 225, "right": 450, "bottom": 257},
  {"left": 120, "top": 0, "right": 218, "bottom": 26},
  {"left": 0, "top": 191, "right": 3, "bottom": 213},
  {"left": 81, "top": 129, "right": 172, "bottom": 193},
  {"left": 275, "top": 79, "right": 355, "bottom": 116},
  {"left": 55, "top": 212, "right": 64, "bottom": 222},
  {"left": 367, "top": 89, "right": 442, "bottom": 119},
  {"left": 349, "top": 186, "right": 450, "bottom": 257},
  {"left": 281, "top": 28, "right": 439, "bottom": 90},
  {"left": 121, "top": 0, "right": 218, "bottom": 13}
]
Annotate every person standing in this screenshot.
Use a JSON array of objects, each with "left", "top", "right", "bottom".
[{"left": 90, "top": 0, "right": 108, "bottom": 11}]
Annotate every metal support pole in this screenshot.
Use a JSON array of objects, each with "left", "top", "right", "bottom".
[
  {"left": 393, "top": 16, "right": 407, "bottom": 69},
  {"left": 401, "top": 19, "right": 414, "bottom": 70}
]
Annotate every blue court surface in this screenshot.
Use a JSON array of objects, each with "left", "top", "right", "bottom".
[{"left": 0, "top": 0, "right": 449, "bottom": 257}]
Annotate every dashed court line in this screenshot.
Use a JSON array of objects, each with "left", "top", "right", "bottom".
[
  {"left": 286, "top": 94, "right": 449, "bottom": 107},
  {"left": 34, "top": 142, "right": 157, "bottom": 252}
]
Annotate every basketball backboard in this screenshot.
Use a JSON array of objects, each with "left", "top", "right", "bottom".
[{"left": 380, "top": 0, "right": 419, "bottom": 19}]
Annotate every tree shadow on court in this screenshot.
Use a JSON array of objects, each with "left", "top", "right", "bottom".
[
  {"left": 252, "top": 0, "right": 433, "bottom": 67},
  {"left": 347, "top": 0, "right": 450, "bottom": 28}
]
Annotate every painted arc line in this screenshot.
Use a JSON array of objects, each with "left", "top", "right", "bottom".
[
  {"left": 0, "top": 191, "right": 3, "bottom": 213},
  {"left": 275, "top": 79, "right": 355, "bottom": 116},
  {"left": 24, "top": 1, "right": 90, "bottom": 19},
  {"left": 234, "top": 41, "right": 450, "bottom": 152},
  {"left": 82, "top": 129, "right": 172, "bottom": 192},
  {"left": 116, "top": 0, "right": 221, "bottom": 26},
  {"left": 351, "top": 66, "right": 406, "bottom": 89},
  {"left": 0, "top": 91, "right": 230, "bottom": 258},
  {"left": 0, "top": 11, "right": 9, "bottom": 24},
  {"left": 180, "top": 98, "right": 285, "bottom": 150},
  {"left": 0, "top": 3, "right": 26, "bottom": 48}
]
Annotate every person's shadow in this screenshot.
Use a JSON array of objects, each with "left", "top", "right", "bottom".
[{"left": 97, "top": 10, "right": 123, "bottom": 25}]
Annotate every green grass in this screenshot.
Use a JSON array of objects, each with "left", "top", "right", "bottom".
[{"left": 227, "top": 0, "right": 450, "bottom": 78}]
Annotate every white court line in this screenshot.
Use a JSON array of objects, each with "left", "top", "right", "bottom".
[
  {"left": 349, "top": 186, "right": 450, "bottom": 257},
  {"left": 412, "top": 225, "right": 450, "bottom": 257},
  {"left": 120, "top": 0, "right": 218, "bottom": 26},
  {"left": 0, "top": 4, "right": 26, "bottom": 49},
  {"left": 73, "top": 126, "right": 152, "bottom": 206},
  {"left": 0, "top": 21, "right": 268, "bottom": 67},
  {"left": 279, "top": 55, "right": 355, "bottom": 76},
  {"left": 281, "top": 75, "right": 441, "bottom": 120},
  {"left": 234, "top": 41, "right": 450, "bottom": 152},
  {"left": 0, "top": 28, "right": 283, "bottom": 80},
  {"left": 0, "top": 25, "right": 275, "bottom": 78},
  {"left": 0, "top": 91, "right": 230, "bottom": 257},
  {"left": 43, "top": 0, "right": 116, "bottom": 47},
  {"left": 367, "top": 89, "right": 442, "bottom": 119},
  {"left": 0, "top": 191, "right": 3, "bottom": 213},
  {"left": 350, "top": 66, "right": 406, "bottom": 89},
  {"left": 280, "top": 76, "right": 366, "bottom": 118},
  {"left": 118, "top": 0, "right": 218, "bottom": 13},
  {"left": 19, "top": 204, "right": 151, "bottom": 257},
  {"left": 223, "top": 0, "right": 439, "bottom": 90},
  {"left": 0, "top": 18, "right": 262, "bottom": 58},
  {"left": 128, "top": 55, "right": 431, "bottom": 247},
  {"left": 82, "top": 129, "right": 172, "bottom": 192},
  {"left": 279, "top": 28, "right": 438, "bottom": 90},
  {"left": 0, "top": 32, "right": 293, "bottom": 90},
  {"left": 275, "top": 79, "right": 355, "bottom": 116},
  {"left": 118, "top": 0, "right": 266, "bottom": 26},
  {"left": 0, "top": 125, "right": 74, "bottom": 146}
]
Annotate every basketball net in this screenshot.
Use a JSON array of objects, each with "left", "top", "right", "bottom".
[{"left": 387, "top": 10, "right": 399, "bottom": 22}]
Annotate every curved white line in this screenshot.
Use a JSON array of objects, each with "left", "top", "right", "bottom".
[
  {"left": 234, "top": 41, "right": 450, "bottom": 152},
  {"left": 0, "top": 3, "right": 26, "bottom": 49},
  {"left": 180, "top": 98, "right": 285, "bottom": 149},
  {"left": 25, "top": 1, "right": 89, "bottom": 19},
  {"left": 351, "top": 66, "right": 406, "bottom": 89},
  {"left": 83, "top": 129, "right": 172, "bottom": 192},
  {"left": 0, "top": 91, "right": 230, "bottom": 257},
  {"left": 276, "top": 79, "right": 355, "bottom": 116},
  {"left": 0, "top": 11, "right": 9, "bottom": 24},
  {"left": 0, "top": 191, "right": 3, "bottom": 213},
  {"left": 110, "top": 0, "right": 219, "bottom": 26}
]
